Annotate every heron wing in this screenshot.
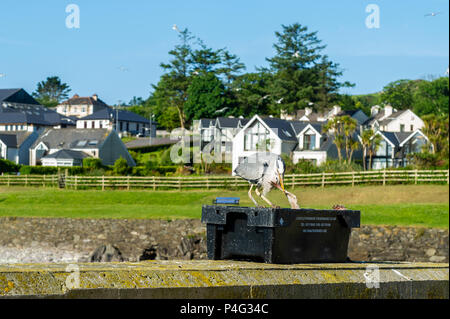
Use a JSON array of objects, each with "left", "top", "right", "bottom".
[{"left": 234, "top": 156, "right": 270, "bottom": 183}]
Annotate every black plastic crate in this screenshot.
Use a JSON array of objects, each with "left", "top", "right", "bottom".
[{"left": 201, "top": 205, "right": 360, "bottom": 264}]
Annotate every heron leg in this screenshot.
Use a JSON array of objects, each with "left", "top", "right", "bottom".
[
  {"left": 255, "top": 188, "right": 274, "bottom": 207},
  {"left": 248, "top": 184, "right": 259, "bottom": 207}
]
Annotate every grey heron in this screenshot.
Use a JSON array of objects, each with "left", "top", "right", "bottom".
[{"left": 234, "top": 152, "right": 299, "bottom": 209}]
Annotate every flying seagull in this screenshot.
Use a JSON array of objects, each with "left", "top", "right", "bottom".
[
  {"left": 172, "top": 24, "right": 181, "bottom": 32},
  {"left": 214, "top": 106, "right": 228, "bottom": 114},
  {"left": 117, "top": 66, "right": 129, "bottom": 72},
  {"left": 261, "top": 95, "right": 270, "bottom": 100},
  {"left": 424, "top": 12, "right": 442, "bottom": 17},
  {"left": 276, "top": 98, "right": 284, "bottom": 104},
  {"left": 292, "top": 51, "right": 300, "bottom": 58},
  {"left": 234, "top": 152, "right": 299, "bottom": 209}
]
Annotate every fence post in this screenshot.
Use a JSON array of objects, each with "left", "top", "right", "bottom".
[
  {"left": 7, "top": 175, "right": 10, "bottom": 187},
  {"left": 321, "top": 172, "right": 325, "bottom": 188},
  {"left": 102, "top": 176, "right": 105, "bottom": 191},
  {"left": 127, "top": 176, "right": 130, "bottom": 191},
  {"left": 383, "top": 170, "right": 386, "bottom": 186},
  {"left": 75, "top": 175, "right": 78, "bottom": 190},
  {"left": 178, "top": 177, "right": 181, "bottom": 191},
  {"left": 292, "top": 175, "right": 295, "bottom": 190},
  {"left": 25, "top": 175, "right": 28, "bottom": 186},
  {"left": 414, "top": 169, "right": 418, "bottom": 185},
  {"left": 447, "top": 170, "right": 449, "bottom": 185},
  {"left": 352, "top": 172, "right": 355, "bottom": 187},
  {"left": 207, "top": 177, "right": 210, "bottom": 190},
  {"left": 153, "top": 176, "right": 156, "bottom": 190}
]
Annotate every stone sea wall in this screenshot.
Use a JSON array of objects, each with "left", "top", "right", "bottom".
[{"left": 0, "top": 217, "right": 447, "bottom": 263}]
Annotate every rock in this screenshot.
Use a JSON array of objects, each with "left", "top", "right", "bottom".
[
  {"left": 89, "top": 244, "right": 124, "bottom": 262},
  {"left": 425, "top": 248, "right": 436, "bottom": 257},
  {"left": 429, "top": 255, "right": 446, "bottom": 263}
]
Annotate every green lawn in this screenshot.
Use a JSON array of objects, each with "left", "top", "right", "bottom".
[{"left": 0, "top": 185, "right": 448, "bottom": 228}]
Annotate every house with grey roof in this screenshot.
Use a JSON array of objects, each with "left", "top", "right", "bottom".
[
  {"left": 0, "top": 130, "right": 41, "bottom": 165},
  {"left": 0, "top": 88, "right": 76, "bottom": 132},
  {"left": 363, "top": 105, "right": 424, "bottom": 133},
  {"left": 30, "top": 128, "right": 135, "bottom": 167},
  {"left": 76, "top": 107, "right": 156, "bottom": 137},
  {"left": 232, "top": 115, "right": 364, "bottom": 171},
  {"left": 368, "top": 130, "right": 430, "bottom": 169},
  {"left": 55, "top": 94, "right": 110, "bottom": 118},
  {"left": 40, "top": 149, "right": 90, "bottom": 167}
]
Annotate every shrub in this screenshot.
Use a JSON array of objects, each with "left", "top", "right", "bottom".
[
  {"left": 0, "top": 159, "right": 19, "bottom": 173},
  {"left": 113, "top": 157, "right": 130, "bottom": 175},
  {"left": 82, "top": 158, "right": 104, "bottom": 169},
  {"left": 318, "top": 160, "right": 363, "bottom": 173}
]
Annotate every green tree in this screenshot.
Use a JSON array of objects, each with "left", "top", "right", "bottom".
[
  {"left": 32, "top": 76, "right": 71, "bottom": 107},
  {"left": 421, "top": 114, "right": 449, "bottom": 157},
  {"left": 360, "top": 129, "right": 378, "bottom": 170},
  {"left": 184, "top": 73, "right": 229, "bottom": 122},
  {"left": 265, "top": 23, "right": 352, "bottom": 116},
  {"left": 413, "top": 77, "right": 449, "bottom": 116},
  {"left": 380, "top": 79, "right": 417, "bottom": 110},
  {"left": 323, "top": 116, "right": 358, "bottom": 164}
]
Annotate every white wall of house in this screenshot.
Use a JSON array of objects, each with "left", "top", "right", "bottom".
[
  {"left": 232, "top": 116, "right": 282, "bottom": 173},
  {"left": 297, "top": 127, "right": 321, "bottom": 151},
  {"left": 76, "top": 120, "right": 112, "bottom": 130},
  {"left": 41, "top": 158, "right": 78, "bottom": 167},
  {"left": 293, "top": 151, "right": 327, "bottom": 165},
  {"left": 0, "top": 124, "right": 35, "bottom": 132},
  {"left": 0, "top": 140, "right": 6, "bottom": 159},
  {"left": 381, "top": 110, "right": 424, "bottom": 132}
]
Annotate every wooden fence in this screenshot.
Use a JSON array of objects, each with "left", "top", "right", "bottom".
[{"left": 0, "top": 170, "right": 448, "bottom": 190}]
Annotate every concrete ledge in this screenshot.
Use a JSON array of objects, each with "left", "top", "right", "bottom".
[{"left": 0, "top": 261, "right": 448, "bottom": 299}]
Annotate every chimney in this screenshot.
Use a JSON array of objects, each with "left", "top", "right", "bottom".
[
  {"left": 332, "top": 105, "right": 341, "bottom": 115},
  {"left": 72, "top": 94, "right": 79, "bottom": 98},
  {"left": 305, "top": 107, "right": 313, "bottom": 116},
  {"left": 384, "top": 104, "right": 393, "bottom": 117},
  {"left": 371, "top": 105, "right": 380, "bottom": 116},
  {"left": 92, "top": 94, "right": 98, "bottom": 101}
]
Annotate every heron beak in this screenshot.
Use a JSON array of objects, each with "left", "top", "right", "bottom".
[{"left": 277, "top": 170, "right": 285, "bottom": 192}]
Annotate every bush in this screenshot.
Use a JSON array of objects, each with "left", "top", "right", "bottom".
[
  {"left": 113, "top": 157, "right": 130, "bottom": 175},
  {"left": 0, "top": 159, "right": 19, "bottom": 174},
  {"left": 82, "top": 158, "right": 104, "bottom": 169},
  {"left": 407, "top": 152, "right": 449, "bottom": 170},
  {"left": 19, "top": 166, "right": 58, "bottom": 175},
  {"left": 318, "top": 160, "right": 363, "bottom": 173}
]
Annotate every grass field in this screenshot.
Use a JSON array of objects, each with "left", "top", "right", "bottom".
[{"left": 0, "top": 185, "right": 448, "bottom": 228}]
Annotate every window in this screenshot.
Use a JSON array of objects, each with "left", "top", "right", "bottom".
[
  {"left": 77, "top": 140, "right": 87, "bottom": 147},
  {"left": 303, "top": 134, "right": 316, "bottom": 150},
  {"left": 410, "top": 125, "right": 414, "bottom": 131},
  {"left": 84, "top": 121, "right": 87, "bottom": 129},
  {"left": 243, "top": 121, "right": 270, "bottom": 151},
  {"left": 119, "top": 122, "right": 123, "bottom": 131},
  {"left": 400, "top": 124, "right": 405, "bottom": 132}
]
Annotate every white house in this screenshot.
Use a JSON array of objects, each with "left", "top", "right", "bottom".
[
  {"left": 30, "top": 128, "right": 135, "bottom": 167},
  {"left": 0, "top": 88, "right": 76, "bottom": 132},
  {"left": 0, "top": 130, "right": 42, "bottom": 165},
  {"left": 232, "top": 115, "right": 364, "bottom": 171},
  {"left": 232, "top": 115, "right": 298, "bottom": 173},
  {"left": 364, "top": 105, "right": 424, "bottom": 133},
  {"left": 368, "top": 130, "right": 430, "bottom": 169},
  {"left": 55, "top": 94, "right": 109, "bottom": 118},
  {"left": 76, "top": 107, "right": 156, "bottom": 137}
]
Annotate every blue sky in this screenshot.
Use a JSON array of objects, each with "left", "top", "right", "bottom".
[{"left": 0, "top": 0, "right": 448, "bottom": 104}]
